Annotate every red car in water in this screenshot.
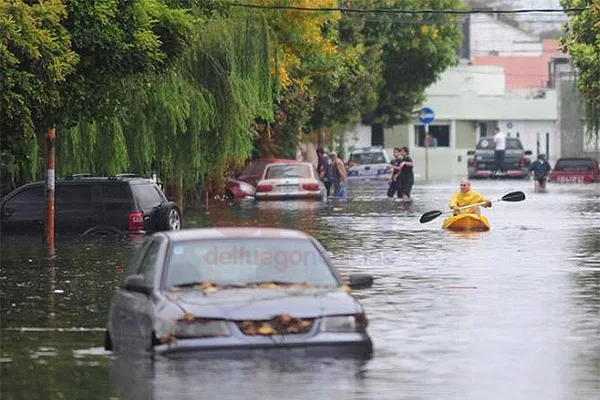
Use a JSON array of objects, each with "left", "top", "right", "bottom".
[
  {"left": 225, "top": 158, "right": 301, "bottom": 200},
  {"left": 548, "top": 157, "right": 600, "bottom": 184}
]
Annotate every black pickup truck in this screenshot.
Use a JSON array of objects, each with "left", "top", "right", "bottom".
[{"left": 467, "top": 137, "right": 532, "bottom": 179}]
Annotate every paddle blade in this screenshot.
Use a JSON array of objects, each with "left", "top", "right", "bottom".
[
  {"left": 501, "top": 191, "right": 526, "bottom": 202},
  {"left": 420, "top": 210, "right": 443, "bottom": 223}
]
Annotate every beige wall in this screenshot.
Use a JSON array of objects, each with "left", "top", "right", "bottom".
[
  {"left": 455, "top": 120, "right": 477, "bottom": 149},
  {"left": 384, "top": 124, "right": 410, "bottom": 149}
]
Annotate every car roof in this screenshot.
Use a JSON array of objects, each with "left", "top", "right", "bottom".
[
  {"left": 350, "top": 146, "right": 384, "bottom": 154},
  {"left": 160, "top": 227, "right": 312, "bottom": 242},
  {"left": 555, "top": 157, "right": 597, "bottom": 162},
  {"left": 256, "top": 158, "right": 300, "bottom": 164},
  {"left": 264, "top": 162, "right": 314, "bottom": 167}
]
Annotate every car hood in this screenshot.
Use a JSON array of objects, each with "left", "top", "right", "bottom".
[{"left": 166, "top": 287, "right": 360, "bottom": 320}]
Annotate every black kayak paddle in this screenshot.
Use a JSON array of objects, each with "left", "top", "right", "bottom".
[{"left": 419, "top": 191, "right": 526, "bottom": 224}]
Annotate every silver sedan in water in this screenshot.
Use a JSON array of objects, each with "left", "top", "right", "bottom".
[{"left": 104, "top": 228, "right": 374, "bottom": 357}]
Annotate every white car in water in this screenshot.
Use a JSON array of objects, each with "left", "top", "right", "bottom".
[
  {"left": 346, "top": 146, "right": 391, "bottom": 179},
  {"left": 254, "top": 162, "right": 326, "bottom": 200}
]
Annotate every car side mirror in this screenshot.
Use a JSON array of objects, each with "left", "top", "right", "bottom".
[
  {"left": 525, "top": 150, "right": 532, "bottom": 156},
  {"left": 346, "top": 274, "right": 373, "bottom": 290},
  {"left": 467, "top": 150, "right": 475, "bottom": 156},
  {"left": 123, "top": 274, "right": 152, "bottom": 295}
]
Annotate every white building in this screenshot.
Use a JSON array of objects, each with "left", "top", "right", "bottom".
[{"left": 343, "top": 65, "right": 559, "bottom": 180}]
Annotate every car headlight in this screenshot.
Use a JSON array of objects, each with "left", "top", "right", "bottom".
[
  {"left": 320, "top": 314, "right": 368, "bottom": 333},
  {"left": 239, "top": 182, "right": 255, "bottom": 195},
  {"left": 173, "top": 319, "right": 231, "bottom": 338}
]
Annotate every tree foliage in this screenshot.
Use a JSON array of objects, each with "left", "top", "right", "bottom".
[
  {"left": 0, "top": 0, "right": 78, "bottom": 183},
  {"left": 358, "top": 0, "right": 464, "bottom": 126},
  {"left": 1, "top": 0, "right": 465, "bottom": 197},
  {"left": 561, "top": 0, "right": 600, "bottom": 136}
]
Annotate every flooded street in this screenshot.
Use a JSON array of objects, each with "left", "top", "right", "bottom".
[{"left": 1, "top": 179, "right": 599, "bottom": 399}]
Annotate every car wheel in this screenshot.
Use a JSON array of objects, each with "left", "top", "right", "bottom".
[
  {"left": 158, "top": 202, "right": 182, "bottom": 231},
  {"left": 225, "top": 191, "right": 234, "bottom": 201},
  {"left": 104, "top": 330, "right": 113, "bottom": 351}
]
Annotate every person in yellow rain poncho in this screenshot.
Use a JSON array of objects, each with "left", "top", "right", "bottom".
[{"left": 449, "top": 179, "right": 492, "bottom": 215}]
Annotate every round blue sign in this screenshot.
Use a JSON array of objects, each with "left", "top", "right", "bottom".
[{"left": 419, "top": 107, "right": 435, "bottom": 125}]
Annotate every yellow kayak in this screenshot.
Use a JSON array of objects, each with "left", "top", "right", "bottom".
[{"left": 442, "top": 214, "right": 490, "bottom": 231}]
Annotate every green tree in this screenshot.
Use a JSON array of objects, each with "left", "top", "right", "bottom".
[
  {"left": 561, "top": 0, "right": 600, "bottom": 136},
  {"left": 0, "top": 0, "right": 78, "bottom": 185},
  {"left": 358, "top": 0, "right": 464, "bottom": 126}
]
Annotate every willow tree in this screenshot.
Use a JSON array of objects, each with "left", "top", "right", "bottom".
[
  {"left": 0, "top": 0, "right": 197, "bottom": 193},
  {"left": 57, "top": 10, "right": 273, "bottom": 205},
  {"left": 251, "top": 0, "right": 350, "bottom": 158},
  {"left": 0, "top": 1, "right": 78, "bottom": 191},
  {"left": 561, "top": 0, "right": 600, "bottom": 137}
]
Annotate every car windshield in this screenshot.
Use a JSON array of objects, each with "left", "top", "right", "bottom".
[
  {"left": 554, "top": 159, "right": 595, "bottom": 171},
  {"left": 164, "top": 238, "right": 339, "bottom": 289},
  {"left": 476, "top": 138, "right": 523, "bottom": 150},
  {"left": 264, "top": 164, "right": 310, "bottom": 179},
  {"left": 349, "top": 152, "right": 386, "bottom": 165}
]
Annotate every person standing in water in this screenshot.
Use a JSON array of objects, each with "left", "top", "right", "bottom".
[
  {"left": 388, "top": 146, "right": 414, "bottom": 199},
  {"left": 529, "top": 153, "right": 552, "bottom": 192}
]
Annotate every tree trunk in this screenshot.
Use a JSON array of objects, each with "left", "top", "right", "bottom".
[{"left": 176, "top": 172, "right": 184, "bottom": 215}]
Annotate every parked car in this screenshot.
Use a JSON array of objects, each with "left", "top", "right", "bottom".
[
  {"left": 225, "top": 158, "right": 300, "bottom": 200},
  {"left": 467, "top": 137, "right": 532, "bottom": 179},
  {"left": 0, "top": 175, "right": 181, "bottom": 237},
  {"left": 254, "top": 162, "right": 326, "bottom": 201},
  {"left": 548, "top": 157, "right": 600, "bottom": 183},
  {"left": 346, "top": 146, "right": 391, "bottom": 179},
  {"left": 104, "top": 227, "right": 374, "bottom": 357}
]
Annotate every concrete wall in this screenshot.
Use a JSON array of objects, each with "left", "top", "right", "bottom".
[
  {"left": 426, "top": 66, "right": 505, "bottom": 96},
  {"left": 496, "top": 120, "right": 560, "bottom": 162},
  {"left": 557, "top": 72, "right": 600, "bottom": 159},
  {"left": 384, "top": 124, "right": 410, "bottom": 150},
  {"left": 405, "top": 147, "right": 471, "bottom": 181},
  {"left": 455, "top": 120, "right": 477, "bottom": 149},
  {"left": 469, "top": 14, "right": 542, "bottom": 56}
]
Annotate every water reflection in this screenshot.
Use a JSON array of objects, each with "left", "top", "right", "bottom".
[
  {"left": 1, "top": 180, "right": 599, "bottom": 399},
  {"left": 110, "top": 356, "right": 369, "bottom": 400}
]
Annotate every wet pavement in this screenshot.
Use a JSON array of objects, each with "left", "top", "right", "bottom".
[{"left": 1, "top": 179, "right": 599, "bottom": 399}]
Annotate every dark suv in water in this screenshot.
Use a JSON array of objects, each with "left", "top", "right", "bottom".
[
  {"left": 467, "top": 137, "right": 532, "bottom": 179},
  {"left": 0, "top": 175, "right": 182, "bottom": 237}
]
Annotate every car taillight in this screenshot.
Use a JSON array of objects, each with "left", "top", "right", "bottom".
[
  {"left": 519, "top": 156, "right": 525, "bottom": 167},
  {"left": 583, "top": 175, "right": 592, "bottom": 183},
  {"left": 128, "top": 212, "right": 144, "bottom": 231},
  {"left": 302, "top": 183, "right": 319, "bottom": 191},
  {"left": 256, "top": 184, "right": 273, "bottom": 192}
]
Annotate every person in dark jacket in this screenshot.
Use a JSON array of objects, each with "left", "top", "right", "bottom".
[
  {"left": 389, "top": 147, "right": 414, "bottom": 199},
  {"left": 529, "top": 153, "right": 551, "bottom": 192},
  {"left": 316, "top": 147, "right": 334, "bottom": 196}
]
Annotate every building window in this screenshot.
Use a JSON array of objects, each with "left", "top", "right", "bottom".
[
  {"left": 371, "top": 124, "right": 384, "bottom": 146},
  {"left": 414, "top": 125, "right": 450, "bottom": 147}
]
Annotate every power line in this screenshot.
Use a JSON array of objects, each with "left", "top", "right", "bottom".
[{"left": 228, "top": 2, "right": 587, "bottom": 14}]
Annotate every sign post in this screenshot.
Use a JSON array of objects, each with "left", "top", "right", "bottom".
[{"left": 419, "top": 107, "right": 435, "bottom": 180}]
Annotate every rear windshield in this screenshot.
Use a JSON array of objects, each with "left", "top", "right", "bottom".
[
  {"left": 264, "top": 164, "right": 311, "bottom": 179},
  {"left": 554, "top": 159, "right": 596, "bottom": 171},
  {"left": 477, "top": 138, "right": 523, "bottom": 150},
  {"left": 349, "top": 152, "right": 387, "bottom": 164},
  {"left": 130, "top": 183, "right": 165, "bottom": 209}
]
